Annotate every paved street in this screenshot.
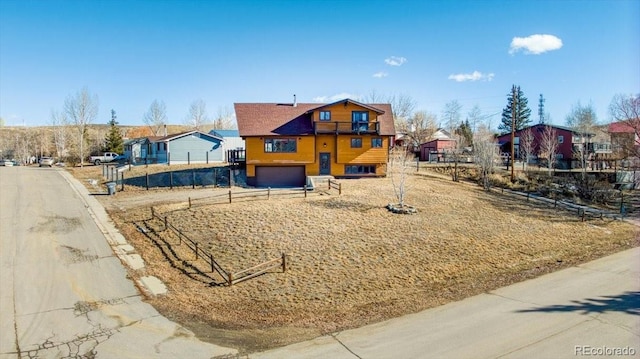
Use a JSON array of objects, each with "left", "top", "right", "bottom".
[
  {"left": 0, "top": 166, "right": 236, "bottom": 359},
  {"left": 252, "top": 246, "right": 639, "bottom": 359}
]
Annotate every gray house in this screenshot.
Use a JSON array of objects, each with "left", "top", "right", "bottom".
[
  {"left": 209, "top": 129, "right": 245, "bottom": 162},
  {"left": 123, "top": 137, "right": 154, "bottom": 164},
  {"left": 149, "top": 130, "right": 224, "bottom": 164}
]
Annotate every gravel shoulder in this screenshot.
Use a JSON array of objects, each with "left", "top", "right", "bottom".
[{"left": 69, "top": 165, "right": 639, "bottom": 354}]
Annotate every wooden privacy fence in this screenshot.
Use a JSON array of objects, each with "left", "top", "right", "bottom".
[{"left": 150, "top": 207, "right": 286, "bottom": 286}]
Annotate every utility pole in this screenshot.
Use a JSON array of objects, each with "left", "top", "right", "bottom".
[{"left": 511, "top": 85, "right": 516, "bottom": 183}]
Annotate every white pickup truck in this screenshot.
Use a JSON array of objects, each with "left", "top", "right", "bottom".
[{"left": 90, "top": 152, "right": 119, "bottom": 165}]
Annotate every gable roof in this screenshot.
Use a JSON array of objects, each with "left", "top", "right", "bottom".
[
  {"left": 609, "top": 121, "right": 637, "bottom": 133},
  {"left": 151, "top": 130, "right": 222, "bottom": 143},
  {"left": 209, "top": 129, "right": 240, "bottom": 138},
  {"left": 235, "top": 99, "right": 395, "bottom": 137}
]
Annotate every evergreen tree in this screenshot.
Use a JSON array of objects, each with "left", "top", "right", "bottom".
[
  {"left": 499, "top": 85, "right": 531, "bottom": 134},
  {"left": 455, "top": 119, "right": 473, "bottom": 148},
  {"left": 104, "top": 109, "right": 124, "bottom": 153}
]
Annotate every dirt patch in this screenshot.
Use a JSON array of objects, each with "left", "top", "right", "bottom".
[{"left": 72, "top": 166, "right": 639, "bottom": 354}]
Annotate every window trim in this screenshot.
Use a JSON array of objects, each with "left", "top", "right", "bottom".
[
  {"left": 264, "top": 138, "right": 297, "bottom": 153},
  {"left": 371, "top": 137, "right": 383, "bottom": 148},
  {"left": 345, "top": 164, "right": 376, "bottom": 175},
  {"left": 351, "top": 137, "right": 363, "bottom": 148},
  {"left": 558, "top": 135, "right": 564, "bottom": 144},
  {"left": 352, "top": 111, "right": 369, "bottom": 131},
  {"left": 319, "top": 111, "right": 331, "bottom": 121}
]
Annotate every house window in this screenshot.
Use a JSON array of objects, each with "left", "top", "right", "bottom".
[
  {"left": 558, "top": 135, "right": 564, "bottom": 144},
  {"left": 351, "top": 138, "right": 362, "bottom": 148},
  {"left": 371, "top": 137, "right": 383, "bottom": 148},
  {"left": 264, "top": 138, "right": 297, "bottom": 153},
  {"left": 345, "top": 165, "right": 376, "bottom": 174},
  {"left": 352, "top": 111, "right": 369, "bottom": 131},
  {"left": 319, "top": 111, "right": 331, "bottom": 121}
]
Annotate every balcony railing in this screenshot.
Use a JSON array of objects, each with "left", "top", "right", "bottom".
[{"left": 314, "top": 121, "right": 380, "bottom": 135}]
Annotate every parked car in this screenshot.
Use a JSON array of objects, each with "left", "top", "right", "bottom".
[
  {"left": 39, "top": 157, "right": 55, "bottom": 167},
  {"left": 1, "top": 159, "right": 13, "bottom": 166},
  {"left": 89, "top": 152, "right": 119, "bottom": 165},
  {"left": 113, "top": 155, "right": 130, "bottom": 164}
]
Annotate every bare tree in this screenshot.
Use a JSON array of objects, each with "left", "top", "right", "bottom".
[
  {"left": 442, "top": 100, "right": 462, "bottom": 135},
  {"left": 467, "top": 104, "right": 482, "bottom": 134},
  {"left": 186, "top": 99, "right": 209, "bottom": 130},
  {"left": 566, "top": 102, "right": 598, "bottom": 179},
  {"left": 143, "top": 100, "right": 168, "bottom": 136},
  {"left": 51, "top": 109, "right": 70, "bottom": 160},
  {"left": 473, "top": 125, "right": 499, "bottom": 191},
  {"left": 388, "top": 93, "right": 416, "bottom": 126},
  {"left": 64, "top": 87, "right": 99, "bottom": 167},
  {"left": 519, "top": 127, "right": 535, "bottom": 172},
  {"left": 387, "top": 146, "right": 415, "bottom": 210},
  {"left": 403, "top": 110, "right": 438, "bottom": 150},
  {"left": 539, "top": 125, "right": 559, "bottom": 176},
  {"left": 213, "top": 106, "right": 236, "bottom": 130}
]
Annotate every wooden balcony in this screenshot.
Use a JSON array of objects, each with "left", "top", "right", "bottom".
[{"left": 314, "top": 121, "right": 380, "bottom": 135}]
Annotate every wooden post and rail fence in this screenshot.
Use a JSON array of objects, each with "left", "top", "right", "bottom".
[{"left": 150, "top": 207, "right": 286, "bottom": 286}]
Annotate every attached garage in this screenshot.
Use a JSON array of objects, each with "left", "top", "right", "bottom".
[{"left": 255, "top": 166, "right": 306, "bottom": 188}]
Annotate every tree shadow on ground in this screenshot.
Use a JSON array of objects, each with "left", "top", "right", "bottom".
[{"left": 516, "top": 291, "right": 640, "bottom": 315}]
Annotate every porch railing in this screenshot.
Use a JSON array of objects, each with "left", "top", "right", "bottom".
[{"left": 314, "top": 121, "right": 380, "bottom": 135}]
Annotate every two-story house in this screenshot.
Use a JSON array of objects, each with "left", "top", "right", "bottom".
[
  {"left": 234, "top": 98, "right": 395, "bottom": 187},
  {"left": 497, "top": 124, "right": 610, "bottom": 169}
]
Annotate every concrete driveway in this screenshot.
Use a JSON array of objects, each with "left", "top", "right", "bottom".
[{"left": 0, "top": 166, "right": 236, "bottom": 359}]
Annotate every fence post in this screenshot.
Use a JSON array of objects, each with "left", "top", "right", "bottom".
[
  {"left": 339, "top": 183, "right": 342, "bottom": 195},
  {"left": 328, "top": 179, "right": 331, "bottom": 190},
  {"left": 228, "top": 190, "right": 232, "bottom": 203},
  {"left": 304, "top": 185, "right": 307, "bottom": 198},
  {"left": 620, "top": 192, "right": 624, "bottom": 214},
  {"left": 282, "top": 253, "right": 286, "bottom": 272},
  {"left": 206, "top": 151, "right": 209, "bottom": 164},
  {"left": 151, "top": 207, "right": 155, "bottom": 218},
  {"left": 268, "top": 187, "right": 271, "bottom": 200},
  {"left": 146, "top": 172, "right": 149, "bottom": 190},
  {"left": 209, "top": 253, "right": 214, "bottom": 273},
  {"left": 170, "top": 171, "right": 173, "bottom": 189},
  {"left": 192, "top": 170, "right": 195, "bottom": 189},
  {"left": 188, "top": 197, "right": 192, "bottom": 208},
  {"left": 228, "top": 272, "right": 233, "bottom": 286},
  {"left": 164, "top": 216, "right": 168, "bottom": 230},
  {"left": 120, "top": 172, "right": 124, "bottom": 191},
  {"left": 195, "top": 242, "right": 198, "bottom": 260}
]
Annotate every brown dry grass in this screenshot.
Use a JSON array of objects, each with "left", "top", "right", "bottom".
[{"left": 79, "top": 164, "right": 640, "bottom": 354}]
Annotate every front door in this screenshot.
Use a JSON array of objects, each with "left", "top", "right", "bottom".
[{"left": 319, "top": 152, "right": 331, "bottom": 175}]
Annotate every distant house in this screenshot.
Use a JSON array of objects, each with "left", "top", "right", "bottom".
[
  {"left": 148, "top": 130, "right": 224, "bottom": 164},
  {"left": 235, "top": 98, "right": 395, "bottom": 187},
  {"left": 496, "top": 123, "right": 614, "bottom": 169},
  {"left": 123, "top": 137, "right": 152, "bottom": 164},
  {"left": 609, "top": 121, "right": 640, "bottom": 163},
  {"left": 418, "top": 129, "right": 457, "bottom": 161}
]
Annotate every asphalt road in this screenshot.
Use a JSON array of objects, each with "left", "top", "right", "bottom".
[
  {"left": 0, "top": 166, "right": 236, "bottom": 359},
  {"left": 252, "top": 248, "right": 640, "bottom": 359}
]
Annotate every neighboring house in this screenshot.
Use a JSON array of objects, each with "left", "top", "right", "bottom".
[
  {"left": 209, "top": 129, "right": 246, "bottom": 162},
  {"left": 123, "top": 137, "right": 152, "bottom": 164},
  {"left": 609, "top": 121, "right": 640, "bottom": 164},
  {"left": 496, "top": 123, "right": 612, "bottom": 169},
  {"left": 418, "top": 129, "right": 457, "bottom": 161},
  {"left": 234, "top": 98, "right": 395, "bottom": 187},
  {"left": 148, "top": 130, "right": 224, "bottom": 164}
]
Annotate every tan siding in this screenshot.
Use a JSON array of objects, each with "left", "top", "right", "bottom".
[
  {"left": 336, "top": 136, "right": 389, "bottom": 164},
  {"left": 311, "top": 102, "right": 379, "bottom": 123}
]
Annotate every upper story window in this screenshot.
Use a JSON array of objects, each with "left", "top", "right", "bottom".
[
  {"left": 352, "top": 111, "right": 369, "bottom": 131},
  {"left": 351, "top": 138, "right": 362, "bottom": 148},
  {"left": 319, "top": 111, "right": 331, "bottom": 121},
  {"left": 371, "top": 137, "right": 383, "bottom": 148},
  {"left": 558, "top": 135, "right": 564, "bottom": 144},
  {"left": 264, "top": 138, "right": 297, "bottom": 153}
]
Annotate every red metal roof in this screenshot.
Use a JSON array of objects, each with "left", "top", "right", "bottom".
[
  {"left": 609, "top": 121, "right": 637, "bottom": 133},
  {"left": 234, "top": 100, "right": 395, "bottom": 137}
]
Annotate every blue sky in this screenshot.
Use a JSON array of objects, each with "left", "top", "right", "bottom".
[{"left": 1, "top": 0, "right": 638, "bottom": 129}]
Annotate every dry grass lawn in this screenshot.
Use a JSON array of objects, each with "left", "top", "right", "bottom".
[{"left": 70, "top": 165, "right": 639, "bottom": 353}]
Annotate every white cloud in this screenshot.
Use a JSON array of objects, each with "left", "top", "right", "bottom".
[
  {"left": 448, "top": 71, "right": 495, "bottom": 82},
  {"left": 312, "top": 93, "right": 361, "bottom": 103},
  {"left": 372, "top": 72, "right": 388, "bottom": 78},
  {"left": 384, "top": 56, "right": 407, "bottom": 66},
  {"left": 509, "top": 34, "right": 563, "bottom": 55}
]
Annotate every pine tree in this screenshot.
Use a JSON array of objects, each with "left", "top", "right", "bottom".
[
  {"left": 499, "top": 85, "right": 532, "bottom": 134},
  {"left": 104, "top": 109, "right": 124, "bottom": 153}
]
